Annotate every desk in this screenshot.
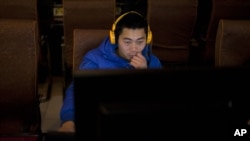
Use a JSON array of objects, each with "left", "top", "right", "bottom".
[{"left": 43, "top": 132, "right": 75, "bottom": 141}]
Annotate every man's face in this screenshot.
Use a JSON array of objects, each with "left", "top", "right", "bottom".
[{"left": 117, "top": 28, "right": 147, "bottom": 61}]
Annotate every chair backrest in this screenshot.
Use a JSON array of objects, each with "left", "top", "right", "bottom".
[
  {"left": 215, "top": 19, "right": 250, "bottom": 66},
  {"left": 62, "top": 0, "right": 115, "bottom": 90},
  {"left": 0, "top": 0, "right": 38, "bottom": 20},
  {"left": 203, "top": 0, "right": 250, "bottom": 64},
  {"left": 0, "top": 19, "right": 40, "bottom": 134},
  {"left": 73, "top": 29, "right": 109, "bottom": 71},
  {"left": 63, "top": 0, "right": 115, "bottom": 70},
  {"left": 147, "top": 0, "right": 198, "bottom": 64}
]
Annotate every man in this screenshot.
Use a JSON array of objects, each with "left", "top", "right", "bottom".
[{"left": 58, "top": 11, "right": 162, "bottom": 132}]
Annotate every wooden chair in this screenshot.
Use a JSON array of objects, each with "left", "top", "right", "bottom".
[{"left": 0, "top": 19, "right": 41, "bottom": 134}]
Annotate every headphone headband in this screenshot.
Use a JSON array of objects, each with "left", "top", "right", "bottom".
[
  {"left": 109, "top": 11, "right": 152, "bottom": 44},
  {"left": 111, "top": 11, "right": 143, "bottom": 32}
]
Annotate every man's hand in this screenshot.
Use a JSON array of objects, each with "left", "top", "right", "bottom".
[
  {"left": 58, "top": 121, "right": 75, "bottom": 132},
  {"left": 130, "top": 52, "right": 147, "bottom": 69}
]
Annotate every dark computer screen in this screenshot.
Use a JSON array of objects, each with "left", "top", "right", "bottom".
[{"left": 74, "top": 67, "right": 250, "bottom": 141}]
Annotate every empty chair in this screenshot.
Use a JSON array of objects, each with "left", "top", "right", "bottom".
[
  {"left": 0, "top": 19, "right": 41, "bottom": 134},
  {"left": 147, "top": 0, "right": 198, "bottom": 66},
  {"left": 202, "top": 0, "right": 250, "bottom": 65},
  {"left": 215, "top": 19, "right": 250, "bottom": 66},
  {"left": 73, "top": 29, "right": 109, "bottom": 71}
]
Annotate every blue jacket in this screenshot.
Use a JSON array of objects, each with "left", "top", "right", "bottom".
[{"left": 60, "top": 36, "right": 162, "bottom": 123}]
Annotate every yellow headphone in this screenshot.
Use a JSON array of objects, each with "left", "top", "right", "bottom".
[{"left": 109, "top": 11, "right": 152, "bottom": 44}]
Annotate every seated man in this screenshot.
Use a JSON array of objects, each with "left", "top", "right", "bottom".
[{"left": 58, "top": 11, "right": 162, "bottom": 132}]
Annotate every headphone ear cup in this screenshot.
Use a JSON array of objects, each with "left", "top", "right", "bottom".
[
  {"left": 147, "top": 30, "right": 152, "bottom": 44},
  {"left": 109, "top": 30, "right": 115, "bottom": 44}
]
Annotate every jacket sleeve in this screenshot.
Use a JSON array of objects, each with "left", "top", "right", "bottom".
[{"left": 60, "top": 82, "right": 75, "bottom": 123}]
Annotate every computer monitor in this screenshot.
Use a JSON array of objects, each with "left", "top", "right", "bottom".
[{"left": 73, "top": 67, "right": 250, "bottom": 141}]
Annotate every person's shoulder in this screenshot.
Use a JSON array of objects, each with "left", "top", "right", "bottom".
[
  {"left": 150, "top": 54, "right": 161, "bottom": 61},
  {"left": 85, "top": 47, "right": 100, "bottom": 56},
  {"left": 149, "top": 54, "right": 162, "bottom": 67}
]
